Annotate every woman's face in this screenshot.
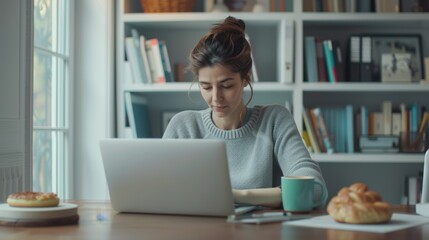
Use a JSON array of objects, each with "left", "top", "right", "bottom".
[{"left": 198, "top": 64, "right": 248, "bottom": 124}]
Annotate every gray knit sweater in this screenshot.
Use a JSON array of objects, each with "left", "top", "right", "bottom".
[{"left": 162, "top": 104, "right": 327, "bottom": 206}]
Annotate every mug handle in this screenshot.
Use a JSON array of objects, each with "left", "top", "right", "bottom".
[{"left": 312, "top": 181, "right": 327, "bottom": 208}]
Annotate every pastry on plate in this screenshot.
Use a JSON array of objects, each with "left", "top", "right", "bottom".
[
  {"left": 7, "top": 192, "right": 60, "bottom": 207},
  {"left": 327, "top": 182, "right": 392, "bottom": 224}
]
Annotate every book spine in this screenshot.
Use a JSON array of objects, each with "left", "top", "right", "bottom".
[
  {"left": 124, "top": 38, "right": 145, "bottom": 84},
  {"left": 159, "top": 40, "right": 173, "bottom": 82},
  {"left": 131, "top": 29, "right": 151, "bottom": 84},
  {"left": 305, "top": 36, "right": 319, "bottom": 82},
  {"left": 309, "top": 109, "right": 327, "bottom": 152},
  {"left": 382, "top": 101, "right": 392, "bottom": 135},
  {"left": 346, "top": 105, "right": 354, "bottom": 153},
  {"left": 303, "top": 108, "right": 321, "bottom": 153},
  {"left": 312, "top": 108, "right": 335, "bottom": 153},
  {"left": 315, "top": 37, "right": 328, "bottom": 82},
  {"left": 146, "top": 38, "right": 166, "bottom": 83},
  {"left": 322, "top": 40, "right": 337, "bottom": 83},
  {"left": 139, "top": 35, "right": 153, "bottom": 83}
]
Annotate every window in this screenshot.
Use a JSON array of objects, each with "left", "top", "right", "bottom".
[{"left": 33, "top": 0, "right": 71, "bottom": 198}]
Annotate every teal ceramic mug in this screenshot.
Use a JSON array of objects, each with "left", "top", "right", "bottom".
[{"left": 281, "top": 176, "right": 326, "bottom": 212}]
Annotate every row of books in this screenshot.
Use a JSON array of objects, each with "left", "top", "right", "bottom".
[
  {"left": 305, "top": 34, "right": 426, "bottom": 83},
  {"left": 302, "top": 106, "right": 354, "bottom": 153},
  {"left": 268, "top": 0, "right": 294, "bottom": 12},
  {"left": 357, "top": 102, "right": 429, "bottom": 137},
  {"left": 403, "top": 172, "right": 423, "bottom": 205},
  {"left": 124, "top": 92, "right": 152, "bottom": 138},
  {"left": 303, "top": 0, "right": 429, "bottom": 12},
  {"left": 125, "top": 28, "right": 173, "bottom": 84},
  {"left": 302, "top": 102, "right": 429, "bottom": 153},
  {"left": 304, "top": 36, "right": 344, "bottom": 83}
]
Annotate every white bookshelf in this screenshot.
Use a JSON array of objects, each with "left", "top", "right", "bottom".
[{"left": 115, "top": 0, "right": 429, "bottom": 203}]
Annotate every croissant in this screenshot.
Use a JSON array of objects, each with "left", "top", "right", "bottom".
[{"left": 327, "top": 182, "right": 392, "bottom": 224}]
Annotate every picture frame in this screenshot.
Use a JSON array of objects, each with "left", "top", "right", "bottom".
[{"left": 367, "top": 34, "right": 424, "bottom": 83}]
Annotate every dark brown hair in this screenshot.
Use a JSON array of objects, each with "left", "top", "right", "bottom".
[{"left": 188, "top": 16, "right": 254, "bottom": 104}]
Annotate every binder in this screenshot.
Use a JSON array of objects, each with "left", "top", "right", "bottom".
[
  {"left": 348, "top": 35, "right": 361, "bottom": 82},
  {"left": 332, "top": 40, "right": 345, "bottom": 82},
  {"left": 360, "top": 36, "right": 372, "bottom": 82}
]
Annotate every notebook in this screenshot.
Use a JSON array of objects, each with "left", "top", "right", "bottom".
[{"left": 99, "top": 138, "right": 237, "bottom": 217}]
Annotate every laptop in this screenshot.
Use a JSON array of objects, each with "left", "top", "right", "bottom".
[{"left": 99, "top": 138, "right": 237, "bottom": 217}]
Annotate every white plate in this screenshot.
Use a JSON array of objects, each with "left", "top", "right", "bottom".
[{"left": 0, "top": 203, "right": 78, "bottom": 220}]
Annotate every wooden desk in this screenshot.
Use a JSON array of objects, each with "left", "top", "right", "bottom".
[{"left": 1, "top": 201, "right": 428, "bottom": 240}]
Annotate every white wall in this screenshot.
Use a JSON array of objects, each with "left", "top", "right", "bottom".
[{"left": 73, "top": 0, "right": 114, "bottom": 200}]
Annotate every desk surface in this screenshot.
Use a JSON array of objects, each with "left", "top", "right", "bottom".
[{"left": 1, "top": 201, "right": 428, "bottom": 240}]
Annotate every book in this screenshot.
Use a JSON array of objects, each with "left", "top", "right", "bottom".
[
  {"left": 305, "top": 36, "right": 319, "bottom": 82},
  {"left": 375, "top": 0, "right": 399, "bottom": 12},
  {"left": 382, "top": 101, "right": 392, "bottom": 135},
  {"left": 359, "top": 135, "right": 400, "bottom": 149},
  {"left": 401, "top": 0, "right": 423, "bottom": 12},
  {"left": 322, "top": 40, "right": 337, "bottom": 83},
  {"left": 409, "top": 103, "right": 419, "bottom": 132},
  {"left": 138, "top": 34, "right": 153, "bottom": 84},
  {"left": 357, "top": 0, "right": 373, "bottom": 12},
  {"left": 333, "top": 0, "right": 345, "bottom": 12},
  {"left": 392, "top": 112, "right": 402, "bottom": 136},
  {"left": 360, "top": 106, "right": 368, "bottom": 135},
  {"left": 145, "top": 38, "right": 166, "bottom": 83},
  {"left": 348, "top": 35, "right": 361, "bottom": 82},
  {"left": 124, "top": 92, "right": 152, "bottom": 138},
  {"left": 303, "top": 108, "right": 321, "bottom": 153},
  {"left": 131, "top": 29, "right": 151, "bottom": 84},
  {"left": 315, "top": 37, "right": 328, "bottom": 82},
  {"left": 345, "top": 0, "right": 356, "bottom": 12},
  {"left": 159, "top": 40, "right": 173, "bottom": 82},
  {"left": 373, "top": 112, "right": 384, "bottom": 135},
  {"left": 312, "top": 108, "right": 334, "bottom": 153},
  {"left": 308, "top": 108, "right": 327, "bottom": 153},
  {"left": 345, "top": 105, "right": 354, "bottom": 153},
  {"left": 400, "top": 103, "right": 408, "bottom": 133},
  {"left": 124, "top": 37, "right": 149, "bottom": 84},
  {"left": 303, "top": 0, "right": 316, "bottom": 11}
]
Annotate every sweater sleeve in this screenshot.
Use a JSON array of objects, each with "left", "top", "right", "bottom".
[
  {"left": 270, "top": 106, "right": 328, "bottom": 208},
  {"left": 162, "top": 110, "right": 206, "bottom": 139}
]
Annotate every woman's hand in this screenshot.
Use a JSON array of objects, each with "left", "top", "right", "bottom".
[{"left": 232, "top": 187, "right": 282, "bottom": 208}]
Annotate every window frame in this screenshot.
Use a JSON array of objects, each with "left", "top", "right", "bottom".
[{"left": 33, "top": 0, "right": 74, "bottom": 199}]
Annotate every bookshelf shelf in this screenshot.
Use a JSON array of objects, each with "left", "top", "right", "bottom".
[
  {"left": 313, "top": 153, "right": 425, "bottom": 163},
  {"left": 116, "top": 0, "right": 429, "bottom": 204},
  {"left": 301, "top": 83, "right": 429, "bottom": 92},
  {"left": 123, "top": 82, "right": 296, "bottom": 93}
]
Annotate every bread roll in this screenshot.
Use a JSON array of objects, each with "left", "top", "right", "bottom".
[
  {"left": 327, "top": 183, "right": 392, "bottom": 224},
  {"left": 7, "top": 192, "right": 60, "bottom": 207}
]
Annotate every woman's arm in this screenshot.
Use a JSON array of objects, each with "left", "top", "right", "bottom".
[{"left": 233, "top": 187, "right": 282, "bottom": 208}]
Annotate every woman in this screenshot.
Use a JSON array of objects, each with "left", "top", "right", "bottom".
[{"left": 163, "top": 16, "right": 327, "bottom": 208}]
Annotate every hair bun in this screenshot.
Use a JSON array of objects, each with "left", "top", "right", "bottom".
[
  {"left": 211, "top": 16, "right": 245, "bottom": 35},
  {"left": 224, "top": 16, "right": 245, "bottom": 32}
]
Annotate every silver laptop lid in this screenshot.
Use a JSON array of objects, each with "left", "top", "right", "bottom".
[{"left": 99, "top": 138, "right": 235, "bottom": 217}]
